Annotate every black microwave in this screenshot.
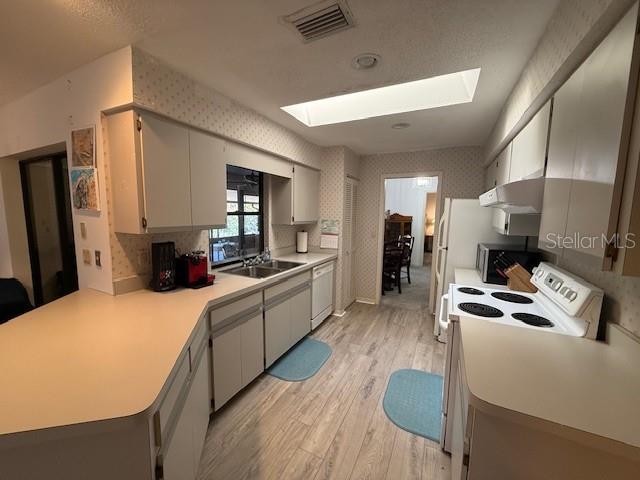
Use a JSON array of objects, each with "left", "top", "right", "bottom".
[{"left": 476, "top": 243, "right": 541, "bottom": 285}]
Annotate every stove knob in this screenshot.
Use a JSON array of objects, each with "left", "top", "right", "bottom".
[
  {"left": 551, "top": 279, "right": 563, "bottom": 291},
  {"left": 567, "top": 290, "right": 578, "bottom": 302},
  {"left": 559, "top": 286, "right": 569, "bottom": 296}
]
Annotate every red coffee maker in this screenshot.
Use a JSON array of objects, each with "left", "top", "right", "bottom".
[{"left": 176, "top": 251, "right": 213, "bottom": 288}]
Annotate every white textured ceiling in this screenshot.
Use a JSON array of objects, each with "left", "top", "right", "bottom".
[{"left": 1, "top": 0, "right": 560, "bottom": 154}]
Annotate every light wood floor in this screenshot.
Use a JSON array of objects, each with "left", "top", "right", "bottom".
[{"left": 197, "top": 301, "right": 450, "bottom": 480}]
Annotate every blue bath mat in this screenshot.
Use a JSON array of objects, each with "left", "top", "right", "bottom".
[
  {"left": 267, "top": 338, "right": 332, "bottom": 382},
  {"left": 383, "top": 369, "right": 444, "bottom": 441}
]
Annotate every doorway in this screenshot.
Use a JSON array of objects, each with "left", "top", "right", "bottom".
[
  {"left": 20, "top": 153, "right": 78, "bottom": 306},
  {"left": 377, "top": 174, "right": 441, "bottom": 310}
]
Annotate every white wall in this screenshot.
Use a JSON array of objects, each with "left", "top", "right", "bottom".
[
  {"left": 0, "top": 47, "right": 133, "bottom": 295},
  {"left": 384, "top": 177, "right": 438, "bottom": 266}
]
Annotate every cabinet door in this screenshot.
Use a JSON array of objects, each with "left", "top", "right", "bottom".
[
  {"left": 494, "top": 143, "right": 512, "bottom": 186},
  {"left": 564, "top": 7, "right": 636, "bottom": 267},
  {"left": 510, "top": 101, "right": 551, "bottom": 182},
  {"left": 538, "top": 68, "right": 583, "bottom": 252},
  {"left": 484, "top": 159, "right": 497, "bottom": 191},
  {"left": 264, "top": 301, "right": 291, "bottom": 367},
  {"left": 162, "top": 398, "right": 195, "bottom": 480},
  {"left": 212, "top": 325, "right": 242, "bottom": 410},
  {"left": 189, "top": 343, "right": 211, "bottom": 475},
  {"left": 293, "top": 165, "right": 320, "bottom": 223},
  {"left": 241, "top": 312, "right": 264, "bottom": 386},
  {"left": 139, "top": 113, "right": 192, "bottom": 231},
  {"left": 290, "top": 287, "right": 311, "bottom": 344},
  {"left": 189, "top": 130, "right": 227, "bottom": 229}
]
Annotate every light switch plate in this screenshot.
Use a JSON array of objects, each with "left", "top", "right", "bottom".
[{"left": 82, "top": 249, "right": 91, "bottom": 265}]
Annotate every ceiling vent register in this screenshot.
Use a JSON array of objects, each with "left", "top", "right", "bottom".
[{"left": 281, "top": 0, "right": 355, "bottom": 42}]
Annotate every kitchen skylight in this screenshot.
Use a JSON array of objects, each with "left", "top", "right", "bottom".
[{"left": 281, "top": 68, "right": 481, "bottom": 126}]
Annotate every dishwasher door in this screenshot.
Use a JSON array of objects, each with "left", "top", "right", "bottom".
[{"left": 311, "top": 262, "right": 334, "bottom": 329}]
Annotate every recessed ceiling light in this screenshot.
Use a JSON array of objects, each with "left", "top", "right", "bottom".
[
  {"left": 391, "top": 122, "right": 410, "bottom": 129},
  {"left": 281, "top": 67, "right": 481, "bottom": 127},
  {"left": 352, "top": 53, "right": 381, "bottom": 70}
]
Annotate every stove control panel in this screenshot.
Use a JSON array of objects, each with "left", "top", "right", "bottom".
[{"left": 531, "top": 263, "right": 603, "bottom": 317}]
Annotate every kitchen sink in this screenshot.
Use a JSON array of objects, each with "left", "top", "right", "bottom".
[
  {"left": 226, "top": 260, "right": 305, "bottom": 278},
  {"left": 226, "top": 265, "right": 284, "bottom": 278},
  {"left": 261, "top": 260, "right": 304, "bottom": 270}
]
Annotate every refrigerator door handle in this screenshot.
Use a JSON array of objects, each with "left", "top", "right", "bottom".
[
  {"left": 436, "top": 213, "right": 447, "bottom": 249},
  {"left": 436, "top": 293, "right": 449, "bottom": 339}
]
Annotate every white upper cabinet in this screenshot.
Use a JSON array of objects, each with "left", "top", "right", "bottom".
[
  {"left": 140, "top": 113, "right": 192, "bottom": 232},
  {"left": 539, "top": 3, "right": 639, "bottom": 270},
  {"left": 495, "top": 143, "right": 512, "bottom": 186},
  {"left": 270, "top": 164, "right": 320, "bottom": 225},
  {"left": 484, "top": 158, "right": 498, "bottom": 191},
  {"left": 107, "top": 110, "right": 227, "bottom": 233},
  {"left": 189, "top": 130, "right": 226, "bottom": 229},
  {"left": 510, "top": 100, "right": 552, "bottom": 182}
]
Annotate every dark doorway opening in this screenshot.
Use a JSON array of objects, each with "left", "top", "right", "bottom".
[{"left": 20, "top": 153, "right": 78, "bottom": 306}]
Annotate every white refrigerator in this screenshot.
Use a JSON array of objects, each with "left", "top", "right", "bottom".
[{"left": 431, "top": 198, "right": 523, "bottom": 337}]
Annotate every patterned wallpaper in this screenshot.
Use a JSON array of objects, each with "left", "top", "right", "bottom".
[
  {"left": 355, "top": 147, "right": 485, "bottom": 301},
  {"left": 109, "top": 48, "right": 331, "bottom": 283},
  {"left": 308, "top": 146, "right": 361, "bottom": 313},
  {"left": 484, "top": 0, "right": 631, "bottom": 161}
]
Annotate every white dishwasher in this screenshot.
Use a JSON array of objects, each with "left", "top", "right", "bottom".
[{"left": 311, "top": 261, "right": 334, "bottom": 330}]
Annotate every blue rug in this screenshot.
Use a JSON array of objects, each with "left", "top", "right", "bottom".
[
  {"left": 267, "top": 338, "right": 332, "bottom": 382},
  {"left": 383, "top": 369, "right": 444, "bottom": 441}
]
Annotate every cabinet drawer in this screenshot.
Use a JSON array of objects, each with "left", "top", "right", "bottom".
[
  {"left": 264, "top": 271, "right": 311, "bottom": 302},
  {"left": 210, "top": 292, "right": 262, "bottom": 329},
  {"left": 154, "top": 352, "right": 190, "bottom": 446}
]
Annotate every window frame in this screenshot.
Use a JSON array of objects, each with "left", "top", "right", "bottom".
[{"left": 209, "top": 169, "right": 264, "bottom": 268}]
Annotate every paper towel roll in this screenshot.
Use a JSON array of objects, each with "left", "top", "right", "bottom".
[{"left": 296, "top": 231, "right": 308, "bottom": 253}]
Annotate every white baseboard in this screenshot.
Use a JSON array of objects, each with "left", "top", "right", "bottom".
[
  {"left": 332, "top": 310, "right": 346, "bottom": 317},
  {"left": 356, "top": 297, "right": 376, "bottom": 305}
]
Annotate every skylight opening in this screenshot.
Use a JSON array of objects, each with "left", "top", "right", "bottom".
[{"left": 281, "top": 68, "right": 481, "bottom": 127}]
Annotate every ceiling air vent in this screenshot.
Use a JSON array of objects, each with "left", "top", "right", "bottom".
[{"left": 281, "top": 0, "right": 355, "bottom": 43}]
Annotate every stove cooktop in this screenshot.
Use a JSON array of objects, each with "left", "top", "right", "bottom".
[{"left": 448, "top": 283, "right": 585, "bottom": 336}]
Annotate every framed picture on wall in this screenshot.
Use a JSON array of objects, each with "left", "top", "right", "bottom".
[
  {"left": 70, "top": 167, "right": 100, "bottom": 211},
  {"left": 70, "top": 125, "right": 95, "bottom": 167}
]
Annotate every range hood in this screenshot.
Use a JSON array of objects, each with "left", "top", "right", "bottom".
[{"left": 479, "top": 176, "right": 545, "bottom": 214}]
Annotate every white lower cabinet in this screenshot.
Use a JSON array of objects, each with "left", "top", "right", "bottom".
[
  {"left": 210, "top": 293, "right": 264, "bottom": 411},
  {"left": 264, "top": 299, "right": 293, "bottom": 367},
  {"left": 264, "top": 272, "right": 312, "bottom": 367},
  {"left": 156, "top": 324, "right": 211, "bottom": 480},
  {"left": 290, "top": 287, "right": 312, "bottom": 344}
]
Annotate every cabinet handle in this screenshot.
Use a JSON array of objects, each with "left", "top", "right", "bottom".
[
  {"left": 142, "top": 217, "right": 147, "bottom": 229},
  {"left": 155, "top": 463, "right": 164, "bottom": 480},
  {"left": 463, "top": 453, "right": 470, "bottom": 467}
]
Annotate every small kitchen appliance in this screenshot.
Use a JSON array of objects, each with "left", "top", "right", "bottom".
[
  {"left": 476, "top": 243, "right": 541, "bottom": 286},
  {"left": 151, "top": 242, "right": 176, "bottom": 292},
  {"left": 438, "top": 261, "right": 604, "bottom": 453},
  {"left": 176, "top": 251, "right": 212, "bottom": 288}
]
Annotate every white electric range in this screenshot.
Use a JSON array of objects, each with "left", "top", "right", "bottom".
[{"left": 439, "top": 261, "right": 604, "bottom": 453}]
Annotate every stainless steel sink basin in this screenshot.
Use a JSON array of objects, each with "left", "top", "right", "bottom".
[
  {"left": 261, "top": 260, "right": 304, "bottom": 270},
  {"left": 225, "top": 260, "right": 304, "bottom": 278},
  {"left": 226, "top": 265, "right": 285, "bottom": 278}
]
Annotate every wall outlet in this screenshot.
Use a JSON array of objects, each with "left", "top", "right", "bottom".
[
  {"left": 82, "top": 249, "right": 91, "bottom": 265},
  {"left": 137, "top": 248, "right": 150, "bottom": 270},
  {"left": 95, "top": 250, "right": 101, "bottom": 267}
]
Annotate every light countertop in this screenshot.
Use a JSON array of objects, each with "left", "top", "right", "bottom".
[
  {"left": 0, "top": 252, "right": 336, "bottom": 437},
  {"left": 459, "top": 317, "right": 640, "bottom": 459}
]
